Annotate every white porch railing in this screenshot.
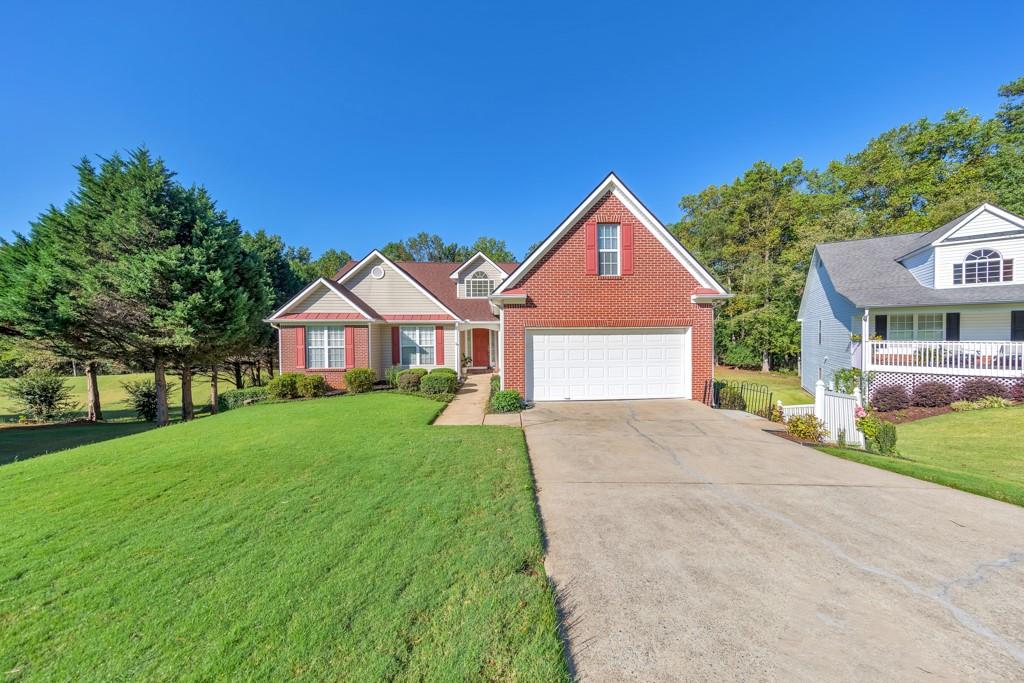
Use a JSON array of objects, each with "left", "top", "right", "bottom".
[{"left": 865, "top": 340, "right": 1024, "bottom": 378}]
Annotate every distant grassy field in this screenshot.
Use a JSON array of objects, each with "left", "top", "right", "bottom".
[
  {"left": 0, "top": 393, "right": 567, "bottom": 681},
  {"left": 822, "top": 405, "right": 1024, "bottom": 507},
  {"left": 716, "top": 365, "right": 810, "bottom": 404}
]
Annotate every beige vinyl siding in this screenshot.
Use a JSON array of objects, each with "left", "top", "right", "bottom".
[
  {"left": 870, "top": 303, "right": 1024, "bottom": 341},
  {"left": 934, "top": 236, "right": 1024, "bottom": 288},
  {"left": 289, "top": 285, "right": 363, "bottom": 315},
  {"left": 346, "top": 257, "right": 449, "bottom": 315},
  {"left": 456, "top": 256, "right": 506, "bottom": 298},
  {"left": 376, "top": 324, "right": 458, "bottom": 373}
]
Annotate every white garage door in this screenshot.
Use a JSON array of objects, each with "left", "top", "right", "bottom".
[{"left": 526, "top": 328, "right": 691, "bottom": 402}]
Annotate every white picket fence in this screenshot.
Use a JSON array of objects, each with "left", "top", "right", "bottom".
[{"left": 778, "top": 380, "right": 865, "bottom": 447}]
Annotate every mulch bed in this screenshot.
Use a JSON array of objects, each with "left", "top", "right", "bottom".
[
  {"left": 767, "top": 430, "right": 821, "bottom": 447},
  {"left": 877, "top": 405, "right": 952, "bottom": 424}
]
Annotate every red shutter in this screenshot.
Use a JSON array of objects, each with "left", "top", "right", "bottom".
[
  {"left": 391, "top": 327, "right": 401, "bottom": 365},
  {"left": 345, "top": 327, "right": 356, "bottom": 368},
  {"left": 435, "top": 326, "right": 445, "bottom": 366},
  {"left": 584, "top": 220, "right": 597, "bottom": 275},
  {"left": 294, "top": 327, "right": 306, "bottom": 368},
  {"left": 621, "top": 223, "right": 633, "bottom": 275}
]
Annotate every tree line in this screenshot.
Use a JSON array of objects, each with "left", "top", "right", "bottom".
[
  {"left": 671, "top": 75, "right": 1024, "bottom": 371},
  {"left": 0, "top": 149, "right": 517, "bottom": 424}
]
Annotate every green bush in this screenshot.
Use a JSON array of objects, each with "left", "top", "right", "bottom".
[
  {"left": 976, "top": 395, "right": 1013, "bottom": 409},
  {"left": 421, "top": 372, "right": 458, "bottom": 395},
  {"left": 717, "top": 384, "right": 746, "bottom": 410},
  {"left": 490, "top": 374, "right": 501, "bottom": 395},
  {"left": 266, "top": 373, "right": 301, "bottom": 399},
  {"left": 404, "top": 368, "right": 428, "bottom": 379},
  {"left": 785, "top": 413, "right": 827, "bottom": 443},
  {"left": 217, "top": 386, "right": 270, "bottom": 411},
  {"left": 385, "top": 365, "right": 403, "bottom": 388},
  {"left": 122, "top": 378, "right": 176, "bottom": 422},
  {"left": 343, "top": 368, "right": 376, "bottom": 394},
  {"left": 833, "top": 368, "right": 865, "bottom": 394},
  {"left": 3, "top": 370, "right": 78, "bottom": 422},
  {"left": 297, "top": 374, "right": 329, "bottom": 398},
  {"left": 873, "top": 421, "right": 898, "bottom": 455},
  {"left": 490, "top": 389, "right": 524, "bottom": 413},
  {"left": 397, "top": 372, "right": 421, "bottom": 392},
  {"left": 428, "top": 367, "right": 457, "bottom": 377},
  {"left": 719, "top": 342, "right": 760, "bottom": 369},
  {"left": 950, "top": 400, "right": 979, "bottom": 412}
]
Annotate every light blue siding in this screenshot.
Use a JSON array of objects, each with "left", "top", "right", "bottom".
[
  {"left": 800, "top": 252, "right": 861, "bottom": 393},
  {"left": 902, "top": 249, "right": 935, "bottom": 287}
]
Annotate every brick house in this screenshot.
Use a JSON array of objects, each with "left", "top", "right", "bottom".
[{"left": 267, "top": 173, "right": 730, "bottom": 402}]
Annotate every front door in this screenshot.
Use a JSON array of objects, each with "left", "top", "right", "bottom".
[{"left": 472, "top": 328, "right": 490, "bottom": 367}]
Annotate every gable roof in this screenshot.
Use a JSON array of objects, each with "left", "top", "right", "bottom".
[
  {"left": 492, "top": 172, "right": 728, "bottom": 296},
  {"left": 335, "top": 258, "right": 517, "bottom": 321},
  {"left": 897, "top": 203, "right": 1024, "bottom": 260},
  {"left": 266, "top": 277, "right": 377, "bottom": 322},
  {"left": 816, "top": 233, "right": 1024, "bottom": 308},
  {"left": 338, "top": 250, "right": 464, "bottom": 320},
  {"left": 448, "top": 252, "right": 506, "bottom": 279}
]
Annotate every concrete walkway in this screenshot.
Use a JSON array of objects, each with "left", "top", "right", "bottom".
[
  {"left": 434, "top": 372, "right": 520, "bottom": 426},
  {"left": 525, "top": 399, "right": 1024, "bottom": 682}
]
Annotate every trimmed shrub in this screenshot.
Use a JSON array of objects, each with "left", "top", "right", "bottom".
[
  {"left": 1011, "top": 381, "right": 1024, "bottom": 403},
  {"left": 717, "top": 385, "right": 746, "bottom": 410},
  {"left": 719, "top": 342, "right": 760, "bottom": 369},
  {"left": 3, "top": 371, "right": 78, "bottom": 422},
  {"left": 873, "top": 421, "right": 898, "bottom": 455},
  {"left": 397, "top": 372, "right": 421, "bottom": 392},
  {"left": 217, "top": 386, "right": 270, "bottom": 411},
  {"left": 404, "top": 368, "right": 428, "bottom": 379},
  {"left": 958, "top": 378, "right": 1007, "bottom": 402},
  {"left": 296, "top": 373, "right": 329, "bottom": 398},
  {"left": 785, "top": 414, "right": 827, "bottom": 443},
  {"left": 490, "top": 374, "right": 501, "bottom": 395},
  {"left": 491, "top": 389, "right": 524, "bottom": 413},
  {"left": 911, "top": 381, "right": 954, "bottom": 407},
  {"left": 429, "top": 367, "right": 457, "bottom": 376},
  {"left": 385, "top": 365, "right": 403, "bottom": 388},
  {"left": 871, "top": 385, "right": 910, "bottom": 412},
  {"left": 421, "top": 372, "right": 458, "bottom": 395},
  {"left": 266, "top": 373, "right": 301, "bottom": 399},
  {"left": 342, "top": 368, "right": 375, "bottom": 394},
  {"left": 122, "top": 378, "right": 176, "bottom": 422}
]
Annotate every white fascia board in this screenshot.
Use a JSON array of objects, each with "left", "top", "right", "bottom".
[
  {"left": 266, "top": 278, "right": 376, "bottom": 321},
  {"left": 449, "top": 251, "right": 503, "bottom": 279},
  {"left": 691, "top": 293, "right": 734, "bottom": 304},
  {"left": 338, "top": 249, "right": 464, "bottom": 321},
  {"left": 933, "top": 204, "right": 1024, "bottom": 246}
]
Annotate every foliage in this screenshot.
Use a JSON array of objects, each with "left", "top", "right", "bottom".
[
  {"left": 420, "top": 372, "right": 458, "bottom": 395},
  {"left": 122, "top": 378, "right": 177, "bottom": 422},
  {"left": 428, "top": 367, "right": 457, "bottom": 376},
  {"left": 296, "top": 373, "right": 329, "bottom": 398},
  {"left": 951, "top": 400, "right": 980, "bottom": 412},
  {"left": 385, "top": 365, "right": 404, "bottom": 389},
  {"left": 958, "top": 378, "right": 1007, "bottom": 401},
  {"left": 911, "top": 381, "right": 955, "bottom": 407},
  {"left": 217, "top": 386, "right": 270, "bottom": 411},
  {"left": 833, "top": 367, "right": 867, "bottom": 394},
  {"left": 0, "top": 394, "right": 567, "bottom": 680},
  {"left": 378, "top": 232, "right": 515, "bottom": 263},
  {"left": 785, "top": 413, "right": 827, "bottom": 443},
  {"left": 342, "top": 368, "right": 375, "bottom": 394},
  {"left": 717, "top": 384, "right": 746, "bottom": 410},
  {"left": 287, "top": 246, "right": 352, "bottom": 281},
  {"left": 404, "top": 368, "right": 428, "bottom": 379},
  {"left": 1, "top": 370, "right": 79, "bottom": 422},
  {"left": 1012, "top": 382, "right": 1024, "bottom": 403},
  {"left": 491, "top": 389, "right": 524, "bottom": 413},
  {"left": 871, "top": 385, "right": 910, "bottom": 412},
  {"left": 397, "top": 372, "right": 421, "bottom": 392},
  {"left": 266, "top": 373, "right": 301, "bottom": 399},
  {"left": 857, "top": 414, "right": 897, "bottom": 455},
  {"left": 977, "top": 395, "right": 1014, "bottom": 409},
  {"left": 490, "top": 374, "right": 501, "bottom": 395},
  {"left": 719, "top": 342, "right": 760, "bottom": 369}
]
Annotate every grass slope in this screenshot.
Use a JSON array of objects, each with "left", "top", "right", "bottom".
[
  {"left": 0, "top": 393, "right": 567, "bottom": 681},
  {"left": 822, "top": 405, "right": 1024, "bottom": 507},
  {"left": 716, "top": 366, "right": 809, "bottom": 404}
]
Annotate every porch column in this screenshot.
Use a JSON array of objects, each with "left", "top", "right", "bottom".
[
  {"left": 861, "top": 309, "right": 870, "bottom": 391},
  {"left": 454, "top": 323, "right": 461, "bottom": 378}
]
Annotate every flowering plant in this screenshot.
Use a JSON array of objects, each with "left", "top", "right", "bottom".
[{"left": 854, "top": 405, "right": 866, "bottom": 419}]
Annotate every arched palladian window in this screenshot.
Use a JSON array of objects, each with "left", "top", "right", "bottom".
[
  {"left": 466, "top": 270, "right": 493, "bottom": 298},
  {"left": 953, "top": 249, "right": 1013, "bottom": 285}
]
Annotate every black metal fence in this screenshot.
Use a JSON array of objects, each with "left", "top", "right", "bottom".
[{"left": 706, "top": 379, "right": 774, "bottom": 419}]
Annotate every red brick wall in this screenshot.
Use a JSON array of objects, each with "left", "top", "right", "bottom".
[
  {"left": 279, "top": 325, "right": 370, "bottom": 390},
  {"left": 502, "top": 192, "right": 715, "bottom": 402}
]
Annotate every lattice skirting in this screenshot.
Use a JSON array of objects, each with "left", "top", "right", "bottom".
[{"left": 867, "top": 372, "right": 1020, "bottom": 401}]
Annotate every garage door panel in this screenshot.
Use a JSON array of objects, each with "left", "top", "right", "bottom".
[{"left": 526, "top": 328, "right": 691, "bottom": 402}]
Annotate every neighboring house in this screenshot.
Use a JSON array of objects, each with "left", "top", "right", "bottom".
[
  {"left": 266, "top": 173, "right": 730, "bottom": 402},
  {"left": 799, "top": 203, "right": 1024, "bottom": 397}
]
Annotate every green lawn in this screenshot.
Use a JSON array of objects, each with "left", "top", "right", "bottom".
[
  {"left": 821, "top": 405, "right": 1024, "bottom": 507},
  {"left": 716, "top": 365, "right": 810, "bottom": 404},
  {"left": 0, "top": 393, "right": 566, "bottom": 681}
]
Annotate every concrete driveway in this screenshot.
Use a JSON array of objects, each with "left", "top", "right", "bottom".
[{"left": 523, "top": 400, "right": 1024, "bottom": 682}]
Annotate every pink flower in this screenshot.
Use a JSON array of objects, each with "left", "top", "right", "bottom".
[{"left": 855, "top": 406, "right": 867, "bottom": 418}]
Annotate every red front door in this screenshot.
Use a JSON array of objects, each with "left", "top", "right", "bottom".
[{"left": 472, "top": 328, "right": 490, "bottom": 367}]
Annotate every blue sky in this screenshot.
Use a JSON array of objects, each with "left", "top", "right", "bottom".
[{"left": 2, "top": 1, "right": 1023, "bottom": 260}]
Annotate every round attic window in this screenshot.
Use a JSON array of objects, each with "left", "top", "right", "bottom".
[{"left": 370, "top": 265, "right": 385, "bottom": 280}]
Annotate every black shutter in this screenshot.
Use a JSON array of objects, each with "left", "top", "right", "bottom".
[
  {"left": 945, "top": 313, "right": 960, "bottom": 341},
  {"left": 1012, "top": 311, "right": 1024, "bottom": 342},
  {"left": 875, "top": 314, "right": 887, "bottom": 340}
]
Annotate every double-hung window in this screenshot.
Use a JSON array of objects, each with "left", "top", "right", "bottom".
[
  {"left": 597, "top": 223, "right": 620, "bottom": 276},
  {"left": 306, "top": 326, "right": 344, "bottom": 368},
  {"left": 400, "top": 326, "right": 435, "bottom": 365},
  {"left": 885, "top": 313, "right": 944, "bottom": 341},
  {"left": 916, "top": 313, "right": 944, "bottom": 341},
  {"left": 888, "top": 314, "right": 915, "bottom": 341}
]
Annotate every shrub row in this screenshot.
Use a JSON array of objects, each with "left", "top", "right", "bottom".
[
  {"left": 266, "top": 373, "right": 328, "bottom": 400},
  {"left": 872, "top": 378, "right": 1022, "bottom": 412},
  {"left": 218, "top": 386, "right": 270, "bottom": 411}
]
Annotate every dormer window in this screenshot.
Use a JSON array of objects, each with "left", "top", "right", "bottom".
[
  {"left": 466, "top": 270, "right": 493, "bottom": 298},
  {"left": 953, "top": 249, "right": 1013, "bottom": 285}
]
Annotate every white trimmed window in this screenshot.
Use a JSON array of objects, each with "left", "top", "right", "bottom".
[
  {"left": 888, "top": 314, "right": 914, "bottom": 341},
  {"left": 597, "top": 223, "right": 620, "bottom": 276},
  {"left": 466, "top": 270, "right": 493, "bottom": 298},
  {"left": 954, "top": 249, "right": 1013, "bottom": 285},
  {"left": 306, "top": 326, "right": 344, "bottom": 368},
  {"left": 400, "top": 326, "right": 435, "bottom": 365},
  {"left": 916, "top": 313, "right": 944, "bottom": 341}
]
